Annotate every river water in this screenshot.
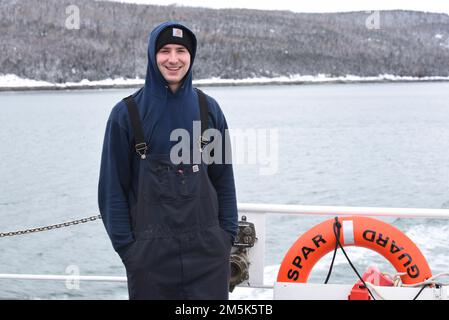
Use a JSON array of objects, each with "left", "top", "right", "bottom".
[{"left": 0, "top": 82, "right": 448, "bottom": 299}]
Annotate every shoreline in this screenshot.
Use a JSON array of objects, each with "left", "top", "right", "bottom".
[{"left": 1, "top": 75, "right": 449, "bottom": 92}]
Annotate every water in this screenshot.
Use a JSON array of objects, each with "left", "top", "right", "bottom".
[{"left": 1, "top": 82, "right": 449, "bottom": 299}]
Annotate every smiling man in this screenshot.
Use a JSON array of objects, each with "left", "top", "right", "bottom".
[
  {"left": 157, "top": 43, "right": 190, "bottom": 91},
  {"left": 98, "top": 21, "right": 238, "bottom": 300},
  {"left": 155, "top": 26, "right": 193, "bottom": 92}
]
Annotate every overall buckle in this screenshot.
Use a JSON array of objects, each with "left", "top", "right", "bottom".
[
  {"left": 135, "top": 142, "right": 148, "bottom": 160},
  {"left": 198, "top": 136, "right": 210, "bottom": 153}
]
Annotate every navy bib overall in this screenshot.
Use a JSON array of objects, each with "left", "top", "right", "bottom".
[{"left": 121, "top": 97, "right": 232, "bottom": 300}]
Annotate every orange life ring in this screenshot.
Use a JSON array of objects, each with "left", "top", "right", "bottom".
[{"left": 277, "top": 216, "right": 432, "bottom": 284}]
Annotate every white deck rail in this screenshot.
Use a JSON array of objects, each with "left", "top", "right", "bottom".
[
  {"left": 1, "top": 203, "right": 449, "bottom": 283},
  {"left": 238, "top": 203, "right": 449, "bottom": 219}
]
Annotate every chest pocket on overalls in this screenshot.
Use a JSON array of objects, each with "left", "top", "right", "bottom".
[{"left": 155, "top": 163, "right": 201, "bottom": 202}]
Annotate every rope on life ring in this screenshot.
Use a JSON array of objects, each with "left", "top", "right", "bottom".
[{"left": 277, "top": 216, "right": 432, "bottom": 285}]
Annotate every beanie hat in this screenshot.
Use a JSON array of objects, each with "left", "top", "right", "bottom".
[{"left": 155, "top": 26, "right": 194, "bottom": 56}]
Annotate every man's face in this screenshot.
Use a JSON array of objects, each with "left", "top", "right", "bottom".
[{"left": 156, "top": 44, "right": 191, "bottom": 91}]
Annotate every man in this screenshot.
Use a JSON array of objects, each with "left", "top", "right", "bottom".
[{"left": 98, "top": 21, "right": 238, "bottom": 300}]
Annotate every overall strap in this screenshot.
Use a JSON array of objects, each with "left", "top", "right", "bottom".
[
  {"left": 123, "top": 95, "right": 148, "bottom": 159},
  {"left": 123, "top": 90, "right": 210, "bottom": 159},
  {"left": 195, "top": 88, "right": 210, "bottom": 151}
]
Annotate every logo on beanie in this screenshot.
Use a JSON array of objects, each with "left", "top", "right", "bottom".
[{"left": 173, "top": 28, "right": 183, "bottom": 38}]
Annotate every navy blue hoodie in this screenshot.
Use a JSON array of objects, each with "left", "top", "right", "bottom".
[{"left": 98, "top": 21, "right": 238, "bottom": 254}]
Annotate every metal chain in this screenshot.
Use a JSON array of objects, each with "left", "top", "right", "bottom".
[{"left": 0, "top": 215, "right": 102, "bottom": 238}]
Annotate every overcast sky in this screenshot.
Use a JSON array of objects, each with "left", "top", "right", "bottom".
[{"left": 104, "top": 0, "right": 449, "bottom": 15}]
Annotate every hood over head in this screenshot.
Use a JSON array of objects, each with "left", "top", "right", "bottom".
[
  {"left": 144, "top": 21, "right": 197, "bottom": 98},
  {"left": 127, "top": 21, "right": 198, "bottom": 154}
]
